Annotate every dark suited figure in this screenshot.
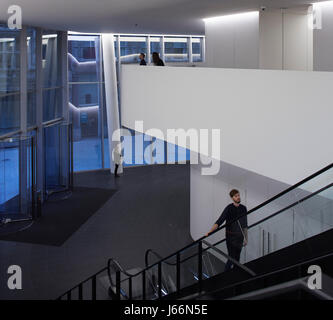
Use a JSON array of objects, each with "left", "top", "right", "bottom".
[
  {"left": 139, "top": 53, "right": 147, "bottom": 65},
  {"left": 152, "top": 52, "right": 165, "bottom": 66},
  {"left": 206, "top": 189, "right": 248, "bottom": 272}
]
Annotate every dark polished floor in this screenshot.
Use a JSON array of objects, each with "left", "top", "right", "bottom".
[{"left": 0, "top": 164, "right": 192, "bottom": 300}]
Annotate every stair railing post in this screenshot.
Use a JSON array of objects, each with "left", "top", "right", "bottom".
[
  {"left": 142, "top": 270, "right": 146, "bottom": 300},
  {"left": 158, "top": 262, "right": 162, "bottom": 299},
  {"left": 176, "top": 252, "right": 180, "bottom": 295},
  {"left": 116, "top": 271, "right": 121, "bottom": 300},
  {"left": 198, "top": 242, "right": 203, "bottom": 293}
]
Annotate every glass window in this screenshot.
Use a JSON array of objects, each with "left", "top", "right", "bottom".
[
  {"left": 68, "top": 34, "right": 101, "bottom": 82},
  {"left": 0, "top": 23, "right": 20, "bottom": 135},
  {"left": 42, "top": 30, "right": 60, "bottom": 88},
  {"left": 69, "top": 83, "right": 102, "bottom": 171},
  {"left": 42, "top": 30, "right": 62, "bottom": 122},
  {"left": 43, "top": 87, "right": 62, "bottom": 122},
  {"left": 192, "top": 37, "right": 203, "bottom": 62},
  {"left": 150, "top": 36, "right": 161, "bottom": 57},
  {"left": 120, "top": 36, "right": 147, "bottom": 64},
  {"left": 68, "top": 34, "right": 103, "bottom": 172},
  {"left": 0, "top": 94, "right": 20, "bottom": 135},
  {"left": 27, "top": 91, "right": 36, "bottom": 128},
  {"left": 27, "top": 27, "right": 37, "bottom": 128},
  {"left": 164, "top": 37, "right": 188, "bottom": 62}
]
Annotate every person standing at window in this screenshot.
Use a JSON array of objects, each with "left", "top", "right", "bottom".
[
  {"left": 139, "top": 53, "right": 147, "bottom": 65},
  {"left": 206, "top": 189, "right": 248, "bottom": 272},
  {"left": 152, "top": 52, "right": 164, "bottom": 66}
]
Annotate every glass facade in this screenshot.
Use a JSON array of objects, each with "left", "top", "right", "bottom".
[
  {"left": 0, "top": 23, "right": 20, "bottom": 135},
  {"left": 0, "top": 24, "right": 67, "bottom": 218},
  {"left": 1, "top": 29, "right": 202, "bottom": 214}
]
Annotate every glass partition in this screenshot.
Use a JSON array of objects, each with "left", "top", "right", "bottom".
[
  {"left": 202, "top": 167, "right": 333, "bottom": 269},
  {"left": 44, "top": 122, "right": 72, "bottom": 198}
]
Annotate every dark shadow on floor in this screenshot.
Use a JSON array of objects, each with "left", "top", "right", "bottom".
[{"left": 0, "top": 187, "right": 117, "bottom": 246}]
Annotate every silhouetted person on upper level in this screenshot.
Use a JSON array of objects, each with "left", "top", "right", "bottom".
[
  {"left": 152, "top": 52, "right": 164, "bottom": 66},
  {"left": 139, "top": 53, "right": 147, "bottom": 65}
]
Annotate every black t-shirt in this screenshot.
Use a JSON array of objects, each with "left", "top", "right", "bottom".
[
  {"left": 156, "top": 59, "right": 164, "bottom": 66},
  {"left": 215, "top": 204, "right": 248, "bottom": 235},
  {"left": 140, "top": 59, "right": 147, "bottom": 65}
]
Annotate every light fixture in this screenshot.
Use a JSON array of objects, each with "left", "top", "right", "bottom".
[
  {"left": 203, "top": 11, "right": 259, "bottom": 24},
  {"left": 312, "top": 0, "right": 333, "bottom": 7}
]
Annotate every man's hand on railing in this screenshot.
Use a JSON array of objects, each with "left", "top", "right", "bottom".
[{"left": 205, "top": 224, "right": 219, "bottom": 238}]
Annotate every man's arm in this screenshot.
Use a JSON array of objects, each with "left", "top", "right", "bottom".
[
  {"left": 205, "top": 206, "right": 228, "bottom": 237},
  {"left": 205, "top": 224, "right": 218, "bottom": 237}
]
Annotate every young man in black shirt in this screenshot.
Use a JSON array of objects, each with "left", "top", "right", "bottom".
[{"left": 206, "top": 189, "right": 248, "bottom": 272}]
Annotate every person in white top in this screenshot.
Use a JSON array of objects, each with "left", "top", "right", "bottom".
[{"left": 112, "top": 143, "right": 123, "bottom": 178}]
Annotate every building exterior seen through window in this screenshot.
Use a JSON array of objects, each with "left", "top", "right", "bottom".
[{"left": 68, "top": 32, "right": 203, "bottom": 172}]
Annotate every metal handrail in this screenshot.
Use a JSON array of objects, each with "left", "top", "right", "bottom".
[
  {"left": 145, "top": 249, "right": 177, "bottom": 267},
  {"left": 58, "top": 163, "right": 333, "bottom": 300},
  {"left": 139, "top": 163, "right": 333, "bottom": 272},
  {"left": 42, "top": 117, "right": 64, "bottom": 128},
  {"left": 0, "top": 130, "right": 21, "bottom": 140}
]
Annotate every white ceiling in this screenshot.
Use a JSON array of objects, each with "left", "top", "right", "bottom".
[{"left": 0, "top": 0, "right": 322, "bottom": 35}]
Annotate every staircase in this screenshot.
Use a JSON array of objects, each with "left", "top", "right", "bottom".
[{"left": 58, "top": 163, "right": 333, "bottom": 300}]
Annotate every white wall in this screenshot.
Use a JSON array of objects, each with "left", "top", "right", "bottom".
[
  {"left": 121, "top": 65, "right": 333, "bottom": 186},
  {"left": 203, "top": 8, "right": 313, "bottom": 71},
  {"left": 204, "top": 12, "right": 259, "bottom": 69},
  {"left": 259, "top": 10, "right": 283, "bottom": 70},
  {"left": 313, "top": 1, "right": 333, "bottom": 71},
  {"left": 259, "top": 7, "right": 313, "bottom": 71}
]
